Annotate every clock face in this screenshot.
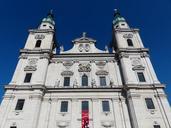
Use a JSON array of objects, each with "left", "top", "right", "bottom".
[
  {"left": 78, "top": 44, "right": 84, "bottom": 52},
  {"left": 85, "top": 44, "right": 90, "bottom": 52}
]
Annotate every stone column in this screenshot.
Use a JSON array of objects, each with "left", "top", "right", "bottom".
[
  {"left": 92, "top": 98, "right": 100, "bottom": 128},
  {"left": 112, "top": 97, "right": 124, "bottom": 128},
  {"left": 71, "top": 99, "right": 80, "bottom": 128},
  {"left": 30, "top": 92, "right": 43, "bottom": 128},
  {"left": 0, "top": 93, "right": 15, "bottom": 128},
  {"left": 126, "top": 91, "right": 140, "bottom": 128}
]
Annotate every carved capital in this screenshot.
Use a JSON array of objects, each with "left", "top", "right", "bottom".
[
  {"left": 140, "top": 52, "right": 150, "bottom": 58},
  {"left": 119, "top": 52, "right": 129, "bottom": 58}
]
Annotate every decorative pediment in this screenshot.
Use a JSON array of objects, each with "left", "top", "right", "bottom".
[
  {"left": 24, "top": 66, "right": 37, "bottom": 71},
  {"left": 78, "top": 63, "right": 91, "bottom": 72},
  {"left": 96, "top": 70, "right": 108, "bottom": 75},
  {"left": 63, "top": 61, "right": 73, "bottom": 69},
  {"left": 61, "top": 71, "right": 74, "bottom": 76},
  {"left": 132, "top": 65, "right": 145, "bottom": 70}
]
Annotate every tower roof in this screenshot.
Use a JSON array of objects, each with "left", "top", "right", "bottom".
[
  {"left": 42, "top": 10, "right": 55, "bottom": 26},
  {"left": 113, "top": 9, "right": 126, "bottom": 25}
]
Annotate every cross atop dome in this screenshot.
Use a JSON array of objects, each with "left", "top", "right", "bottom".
[
  {"left": 112, "top": 9, "right": 130, "bottom": 29},
  {"left": 83, "top": 32, "right": 87, "bottom": 38}
]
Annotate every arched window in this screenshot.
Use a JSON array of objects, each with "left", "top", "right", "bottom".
[
  {"left": 127, "top": 39, "right": 133, "bottom": 46},
  {"left": 35, "top": 40, "right": 41, "bottom": 48},
  {"left": 82, "top": 74, "right": 88, "bottom": 86}
]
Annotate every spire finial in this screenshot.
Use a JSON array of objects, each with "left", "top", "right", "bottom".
[
  {"left": 47, "top": 9, "right": 54, "bottom": 18},
  {"left": 114, "top": 9, "right": 120, "bottom": 17},
  {"left": 83, "top": 32, "right": 87, "bottom": 38}
]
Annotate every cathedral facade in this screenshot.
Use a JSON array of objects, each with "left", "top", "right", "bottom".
[{"left": 0, "top": 10, "right": 171, "bottom": 128}]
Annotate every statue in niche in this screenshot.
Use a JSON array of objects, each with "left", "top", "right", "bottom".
[
  {"left": 54, "top": 79, "right": 60, "bottom": 88},
  {"left": 73, "top": 79, "right": 78, "bottom": 88},
  {"left": 91, "top": 78, "right": 96, "bottom": 87},
  {"left": 60, "top": 45, "right": 64, "bottom": 52},
  {"left": 110, "top": 79, "right": 114, "bottom": 87}
]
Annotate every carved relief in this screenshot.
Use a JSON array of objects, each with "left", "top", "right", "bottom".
[
  {"left": 96, "top": 70, "right": 108, "bottom": 75},
  {"left": 35, "top": 34, "right": 45, "bottom": 39},
  {"left": 131, "top": 57, "right": 145, "bottom": 70},
  {"left": 28, "top": 58, "right": 38, "bottom": 66},
  {"left": 78, "top": 63, "right": 91, "bottom": 72},
  {"left": 61, "top": 71, "right": 74, "bottom": 76},
  {"left": 123, "top": 33, "right": 133, "bottom": 38},
  {"left": 24, "top": 58, "right": 38, "bottom": 71}
]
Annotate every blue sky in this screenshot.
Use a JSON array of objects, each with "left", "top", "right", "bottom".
[{"left": 0, "top": 0, "right": 171, "bottom": 103}]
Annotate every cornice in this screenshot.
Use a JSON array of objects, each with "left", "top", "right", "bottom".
[
  {"left": 5, "top": 84, "right": 46, "bottom": 91},
  {"left": 29, "top": 29, "right": 55, "bottom": 33},
  {"left": 123, "top": 84, "right": 165, "bottom": 90},
  {"left": 117, "top": 48, "right": 149, "bottom": 53},
  {"left": 114, "top": 28, "right": 140, "bottom": 32},
  {"left": 53, "top": 53, "right": 116, "bottom": 58},
  {"left": 4, "top": 84, "right": 124, "bottom": 92},
  {"left": 20, "top": 49, "right": 52, "bottom": 54}
]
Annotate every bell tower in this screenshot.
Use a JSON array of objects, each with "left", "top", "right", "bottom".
[
  {"left": 10, "top": 11, "right": 56, "bottom": 86},
  {"left": 112, "top": 9, "right": 171, "bottom": 128},
  {"left": 0, "top": 11, "right": 57, "bottom": 128},
  {"left": 112, "top": 9, "right": 159, "bottom": 85}
]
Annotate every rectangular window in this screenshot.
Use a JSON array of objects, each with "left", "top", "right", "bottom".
[
  {"left": 24, "top": 73, "right": 32, "bottom": 83},
  {"left": 154, "top": 125, "right": 161, "bottom": 128},
  {"left": 60, "top": 101, "right": 68, "bottom": 112},
  {"left": 82, "top": 101, "right": 89, "bottom": 111},
  {"left": 137, "top": 72, "right": 146, "bottom": 82},
  {"left": 64, "top": 77, "right": 70, "bottom": 87},
  {"left": 15, "top": 99, "right": 25, "bottom": 110},
  {"left": 100, "top": 76, "right": 107, "bottom": 86},
  {"left": 102, "top": 101, "right": 110, "bottom": 112},
  {"left": 145, "top": 98, "right": 155, "bottom": 109}
]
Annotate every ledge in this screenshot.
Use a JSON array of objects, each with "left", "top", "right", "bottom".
[
  {"left": 114, "top": 28, "right": 140, "bottom": 32},
  {"left": 4, "top": 84, "right": 123, "bottom": 92},
  {"left": 124, "top": 83, "right": 165, "bottom": 89},
  {"left": 20, "top": 49, "right": 52, "bottom": 54},
  {"left": 5, "top": 84, "right": 46, "bottom": 91},
  {"left": 29, "top": 29, "right": 55, "bottom": 33},
  {"left": 117, "top": 48, "right": 149, "bottom": 53}
]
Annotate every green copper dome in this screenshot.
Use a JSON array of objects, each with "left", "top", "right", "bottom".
[
  {"left": 113, "top": 9, "right": 126, "bottom": 25},
  {"left": 42, "top": 10, "right": 55, "bottom": 25}
]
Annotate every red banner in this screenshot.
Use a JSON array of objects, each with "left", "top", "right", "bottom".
[{"left": 82, "top": 110, "right": 89, "bottom": 128}]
